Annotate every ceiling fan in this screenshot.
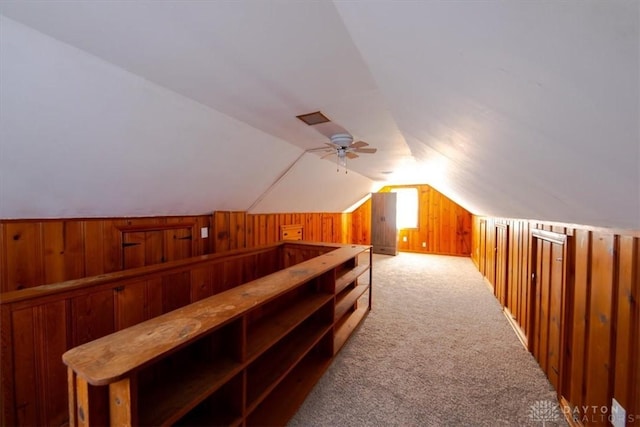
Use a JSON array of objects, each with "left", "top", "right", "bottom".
[{"left": 314, "top": 133, "right": 378, "bottom": 173}]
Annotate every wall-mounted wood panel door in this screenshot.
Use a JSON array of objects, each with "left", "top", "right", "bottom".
[
  {"left": 122, "top": 228, "right": 192, "bottom": 269},
  {"left": 479, "top": 219, "right": 487, "bottom": 277},
  {"left": 165, "top": 228, "right": 193, "bottom": 262},
  {"left": 530, "top": 229, "right": 571, "bottom": 398},
  {"left": 495, "top": 223, "right": 508, "bottom": 306}
]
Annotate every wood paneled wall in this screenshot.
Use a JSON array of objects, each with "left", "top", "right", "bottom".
[
  {"left": 350, "top": 198, "right": 371, "bottom": 246},
  {"left": 0, "top": 211, "right": 352, "bottom": 290},
  {"left": 0, "top": 216, "right": 212, "bottom": 292},
  {"left": 472, "top": 216, "right": 639, "bottom": 425},
  {"left": 1, "top": 242, "right": 336, "bottom": 426},
  {"left": 1, "top": 186, "right": 470, "bottom": 290},
  {"left": 350, "top": 185, "right": 472, "bottom": 256},
  {"left": 212, "top": 211, "right": 347, "bottom": 253}
]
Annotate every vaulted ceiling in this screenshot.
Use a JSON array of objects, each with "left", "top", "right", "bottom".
[{"left": 1, "top": 1, "right": 638, "bottom": 229}]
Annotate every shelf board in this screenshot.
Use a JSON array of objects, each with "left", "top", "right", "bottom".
[
  {"left": 174, "top": 407, "right": 242, "bottom": 427},
  {"left": 138, "top": 357, "right": 242, "bottom": 426},
  {"left": 246, "top": 292, "right": 333, "bottom": 361},
  {"left": 246, "top": 322, "right": 332, "bottom": 411},
  {"left": 335, "top": 264, "right": 370, "bottom": 295},
  {"left": 334, "top": 304, "right": 369, "bottom": 353},
  {"left": 335, "top": 283, "right": 369, "bottom": 321},
  {"left": 246, "top": 351, "right": 332, "bottom": 427}
]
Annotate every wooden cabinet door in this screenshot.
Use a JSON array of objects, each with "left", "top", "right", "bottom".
[
  {"left": 495, "top": 224, "right": 508, "bottom": 306},
  {"left": 530, "top": 231, "right": 569, "bottom": 395},
  {"left": 165, "top": 228, "right": 193, "bottom": 262},
  {"left": 371, "top": 192, "right": 398, "bottom": 255},
  {"left": 122, "top": 228, "right": 192, "bottom": 269}
]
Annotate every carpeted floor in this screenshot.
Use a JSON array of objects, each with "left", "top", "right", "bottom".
[{"left": 288, "top": 252, "right": 567, "bottom": 427}]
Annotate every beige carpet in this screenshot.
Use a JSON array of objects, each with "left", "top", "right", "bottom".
[{"left": 288, "top": 252, "right": 567, "bottom": 427}]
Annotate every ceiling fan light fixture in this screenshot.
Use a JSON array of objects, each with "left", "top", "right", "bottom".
[{"left": 337, "top": 150, "right": 348, "bottom": 173}]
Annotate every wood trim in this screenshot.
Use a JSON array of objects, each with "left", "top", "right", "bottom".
[
  {"left": 474, "top": 216, "right": 640, "bottom": 238},
  {"left": 0, "top": 244, "right": 288, "bottom": 305},
  {"left": 532, "top": 228, "right": 568, "bottom": 245},
  {"left": 116, "top": 223, "right": 195, "bottom": 232},
  {"left": 503, "top": 307, "right": 528, "bottom": 349},
  {"left": 0, "top": 305, "right": 15, "bottom": 426},
  {"left": 0, "top": 215, "right": 209, "bottom": 224}
]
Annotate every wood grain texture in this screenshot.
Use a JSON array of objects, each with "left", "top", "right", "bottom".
[
  {"left": 1, "top": 215, "right": 212, "bottom": 291},
  {"left": 3, "top": 222, "right": 44, "bottom": 291},
  {"left": 62, "top": 244, "right": 369, "bottom": 385},
  {"left": 613, "top": 236, "right": 638, "bottom": 415},
  {"left": 63, "top": 243, "right": 368, "bottom": 426},
  {"left": 569, "top": 228, "right": 590, "bottom": 408},
  {"left": 354, "top": 186, "right": 471, "bottom": 255},
  {"left": 472, "top": 216, "right": 640, "bottom": 420},
  {"left": 585, "top": 232, "right": 614, "bottom": 410},
  {"left": 1, "top": 241, "right": 346, "bottom": 426}
]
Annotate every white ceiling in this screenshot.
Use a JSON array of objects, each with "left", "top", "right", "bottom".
[{"left": 0, "top": 1, "right": 638, "bottom": 229}]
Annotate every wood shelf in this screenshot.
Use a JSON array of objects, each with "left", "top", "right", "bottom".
[
  {"left": 246, "top": 293, "right": 333, "bottom": 361},
  {"left": 335, "top": 282, "right": 369, "bottom": 321},
  {"left": 246, "top": 320, "right": 332, "bottom": 410},
  {"left": 138, "top": 357, "right": 242, "bottom": 426},
  {"left": 334, "top": 303, "right": 369, "bottom": 353},
  {"left": 63, "top": 243, "right": 372, "bottom": 427},
  {"left": 335, "top": 264, "right": 370, "bottom": 295},
  {"left": 247, "top": 345, "right": 332, "bottom": 426}
]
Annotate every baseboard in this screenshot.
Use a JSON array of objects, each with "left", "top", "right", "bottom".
[
  {"left": 559, "top": 396, "right": 584, "bottom": 427},
  {"left": 502, "top": 308, "right": 528, "bottom": 350}
]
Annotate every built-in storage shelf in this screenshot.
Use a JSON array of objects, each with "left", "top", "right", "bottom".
[
  {"left": 335, "top": 289, "right": 370, "bottom": 352},
  {"left": 246, "top": 292, "right": 333, "bottom": 362},
  {"left": 335, "top": 283, "right": 369, "bottom": 321},
  {"left": 63, "top": 243, "right": 372, "bottom": 426},
  {"left": 335, "top": 264, "right": 370, "bottom": 295},
  {"left": 138, "top": 357, "right": 242, "bottom": 426},
  {"left": 246, "top": 318, "right": 332, "bottom": 410}
]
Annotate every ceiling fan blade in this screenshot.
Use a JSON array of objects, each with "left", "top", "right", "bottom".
[
  {"left": 321, "top": 152, "right": 335, "bottom": 159},
  {"left": 350, "top": 140, "right": 369, "bottom": 149},
  {"left": 353, "top": 147, "right": 377, "bottom": 154},
  {"left": 346, "top": 152, "right": 359, "bottom": 159}
]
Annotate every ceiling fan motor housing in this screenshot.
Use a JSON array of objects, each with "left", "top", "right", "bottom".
[{"left": 330, "top": 133, "right": 354, "bottom": 147}]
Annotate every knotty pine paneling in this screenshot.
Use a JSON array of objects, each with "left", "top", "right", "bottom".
[
  {"left": 569, "top": 228, "right": 590, "bottom": 408},
  {"left": 1, "top": 242, "right": 334, "bottom": 426},
  {"left": 472, "top": 215, "right": 640, "bottom": 423},
  {"left": 0, "top": 215, "right": 212, "bottom": 292},
  {"left": 350, "top": 198, "right": 371, "bottom": 245},
  {"left": 350, "top": 185, "right": 472, "bottom": 256},
  {"left": 585, "top": 232, "right": 615, "bottom": 412},
  {"left": 213, "top": 211, "right": 347, "bottom": 253},
  {"left": 613, "top": 236, "right": 639, "bottom": 419}
]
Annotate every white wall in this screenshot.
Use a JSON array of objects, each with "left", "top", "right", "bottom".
[{"left": 0, "top": 17, "right": 375, "bottom": 218}]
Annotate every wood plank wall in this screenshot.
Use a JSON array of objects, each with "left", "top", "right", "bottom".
[
  {"left": 1, "top": 212, "right": 352, "bottom": 291},
  {"left": 212, "top": 211, "right": 347, "bottom": 253},
  {"left": 1, "top": 243, "right": 335, "bottom": 426},
  {"left": 350, "top": 185, "right": 472, "bottom": 256},
  {"left": 472, "top": 215, "right": 639, "bottom": 425},
  {"left": 1, "top": 185, "right": 470, "bottom": 291},
  {"left": 0, "top": 216, "right": 212, "bottom": 292}
]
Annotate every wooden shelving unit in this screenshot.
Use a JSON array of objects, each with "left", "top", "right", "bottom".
[{"left": 63, "top": 244, "right": 372, "bottom": 426}]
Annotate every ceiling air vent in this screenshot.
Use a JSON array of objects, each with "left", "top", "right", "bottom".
[{"left": 296, "top": 111, "right": 330, "bottom": 126}]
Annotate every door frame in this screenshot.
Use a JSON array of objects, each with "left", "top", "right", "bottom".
[{"left": 529, "top": 228, "right": 574, "bottom": 401}]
